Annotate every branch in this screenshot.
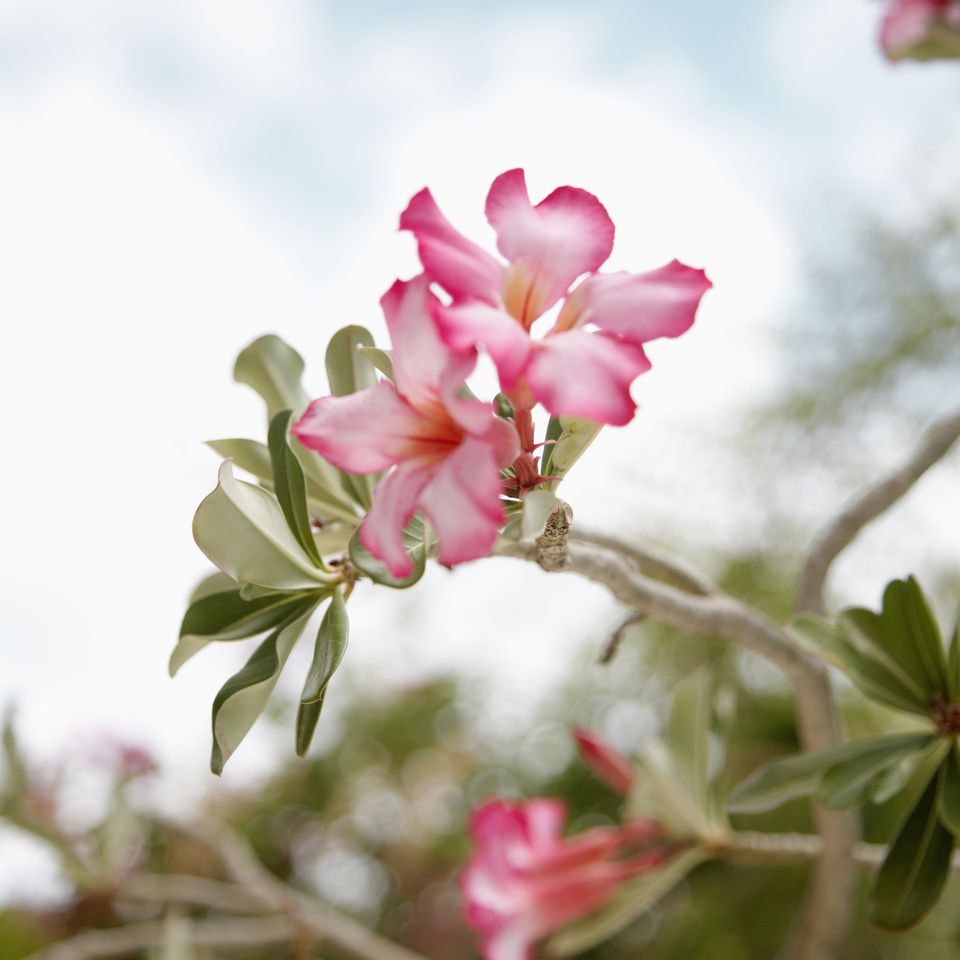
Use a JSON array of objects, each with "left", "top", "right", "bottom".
[
  {"left": 119, "top": 873, "right": 265, "bottom": 913},
  {"left": 495, "top": 538, "right": 858, "bottom": 960},
  {"left": 23, "top": 916, "right": 295, "bottom": 960},
  {"left": 570, "top": 528, "right": 714, "bottom": 596},
  {"left": 177, "top": 817, "right": 431, "bottom": 960},
  {"left": 796, "top": 406, "right": 960, "bottom": 616}
]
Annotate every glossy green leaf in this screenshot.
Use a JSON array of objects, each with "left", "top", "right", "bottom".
[
  {"left": 542, "top": 416, "right": 601, "bottom": 488},
  {"left": 947, "top": 609, "right": 960, "bottom": 700},
  {"left": 295, "top": 590, "right": 349, "bottom": 756},
  {"left": 210, "top": 605, "right": 315, "bottom": 774},
  {"left": 171, "top": 588, "right": 323, "bottom": 677},
  {"left": 546, "top": 846, "right": 708, "bottom": 957},
  {"left": 729, "top": 739, "right": 898, "bottom": 815},
  {"left": 357, "top": 345, "right": 394, "bottom": 380},
  {"left": 815, "top": 733, "right": 934, "bottom": 809},
  {"left": 193, "top": 462, "right": 337, "bottom": 592},
  {"left": 325, "top": 325, "right": 377, "bottom": 397},
  {"left": 206, "top": 439, "right": 273, "bottom": 484},
  {"left": 792, "top": 616, "right": 930, "bottom": 716},
  {"left": 349, "top": 525, "right": 426, "bottom": 589},
  {"left": 869, "top": 763, "right": 955, "bottom": 930},
  {"left": 268, "top": 410, "right": 324, "bottom": 566},
  {"left": 938, "top": 745, "right": 960, "bottom": 836},
  {"left": 234, "top": 334, "right": 309, "bottom": 421}
]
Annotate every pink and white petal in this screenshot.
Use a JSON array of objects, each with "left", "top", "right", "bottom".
[
  {"left": 293, "top": 381, "right": 428, "bottom": 474},
  {"left": 880, "top": 0, "right": 941, "bottom": 57},
  {"left": 380, "top": 275, "right": 472, "bottom": 413},
  {"left": 400, "top": 188, "right": 504, "bottom": 303},
  {"left": 481, "top": 919, "right": 538, "bottom": 960},
  {"left": 418, "top": 437, "right": 506, "bottom": 567},
  {"left": 527, "top": 331, "right": 651, "bottom": 427},
  {"left": 359, "top": 463, "right": 433, "bottom": 579},
  {"left": 485, "top": 169, "right": 614, "bottom": 321},
  {"left": 519, "top": 798, "right": 567, "bottom": 852},
  {"left": 485, "top": 417, "right": 521, "bottom": 468},
  {"left": 434, "top": 301, "right": 533, "bottom": 389},
  {"left": 558, "top": 261, "right": 711, "bottom": 344}
]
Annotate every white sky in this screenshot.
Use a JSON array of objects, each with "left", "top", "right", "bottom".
[{"left": 1, "top": 0, "right": 960, "bottom": 897}]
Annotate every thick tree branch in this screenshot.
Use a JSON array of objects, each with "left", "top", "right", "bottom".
[
  {"left": 495, "top": 537, "right": 857, "bottom": 960},
  {"left": 795, "top": 407, "right": 960, "bottom": 616},
  {"left": 570, "top": 528, "right": 714, "bottom": 596}
]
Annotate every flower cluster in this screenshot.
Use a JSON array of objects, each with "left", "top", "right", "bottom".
[
  {"left": 294, "top": 170, "right": 710, "bottom": 578},
  {"left": 880, "top": 0, "right": 960, "bottom": 60},
  {"left": 462, "top": 729, "right": 669, "bottom": 960}
]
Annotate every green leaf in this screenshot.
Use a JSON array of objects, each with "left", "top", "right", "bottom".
[
  {"left": 295, "top": 590, "right": 350, "bottom": 756},
  {"left": 792, "top": 616, "right": 931, "bottom": 716},
  {"left": 357, "top": 345, "right": 394, "bottom": 380},
  {"left": 210, "top": 605, "right": 315, "bottom": 774},
  {"left": 938, "top": 745, "right": 960, "bottom": 836},
  {"left": 816, "top": 734, "right": 934, "bottom": 809},
  {"left": 325, "top": 325, "right": 377, "bottom": 396},
  {"left": 349, "top": 525, "right": 426, "bottom": 589},
  {"left": 869, "top": 763, "right": 955, "bottom": 930},
  {"left": 947, "top": 609, "right": 960, "bottom": 700},
  {"left": 546, "top": 846, "right": 709, "bottom": 956},
  {"left": 667, "top": 671, "right": 712, "bottom": 817},
  {"left": 729, "top": 739, "right": 899, "bottom": 815},
  {"left": 234, "top": 335, "right": 309, "bottom": 422},
  {"left": 206, "top": 439, "right": 274, "bottom": 484},
  {"left": 1, "top": 715, "right": 27, "bottom": 803},
  {"left": 171, "top": 588, "right": 323, "bottom": 677},
  {"left": 193, "top": 462, "right": 337, "bottom": 592},
  {"left": 542, "top": 416, "right": 601, "bottom": 488},
  {"left": 268, "top": 410, "right": 324, "bottom": 566},
  {"left": 325, "top": 326, "right": 381, "bottom": 511}
]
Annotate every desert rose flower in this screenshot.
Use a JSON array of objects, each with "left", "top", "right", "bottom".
[
  {"left": 400, "top": 169, "right": 711, "bottom": 426},
  {"left": 463, "top": 798, "right": 668, "bottom": 960},
  {"left": 573, "top": 726, "right": 635, "bottom": 796},
  {"left": 880, "top": 0, "right": 960, "bottom": 60},
  {"left": 293, "top": 276, "right": 518, "bottom": 578}
]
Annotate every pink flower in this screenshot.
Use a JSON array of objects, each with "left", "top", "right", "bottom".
[
  {"left": 462, "top": 798, "right": 667, "bottom": 960},
  {"left": 573, "top": 727, "right": 635, "bottom": 796},
  {"left": 400, "top": 169, "right": 711, "bottom": 427},
  {"left": 880, "top": 0, "right": 960, "bottom": 60},
  {"left": 293, "top": 276, "right": 518, "bottom": 578}
]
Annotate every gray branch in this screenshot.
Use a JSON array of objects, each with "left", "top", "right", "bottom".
[{"left": 795, "top": 407, "right": 960, "bottom": 616}]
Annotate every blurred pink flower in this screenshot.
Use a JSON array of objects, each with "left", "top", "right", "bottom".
[
  {"left": 294, "top": 276, "right": 518, "bottom": 578},
  {"left": 462, "top": 798, "right": 667, "bottom": 960},
  {"left": 573, "top": 727, "right": 635, "bottom": 796},
  {"left": 880, "top": 0, "right": 960, "bottom": 59},
  {"left": 401, "top": 169, "right": 711, "bottom": 426}
]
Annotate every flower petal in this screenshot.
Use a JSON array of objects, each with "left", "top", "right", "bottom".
[
  {"left": 359, "top": 463, "right": 432, "bottom": 579},
  {"left": 419, "top": 437, "right": 506, "bottom": 567},
  {"left": 485, "top": 169, "right": 614, "bottom": 323},
  {"left": 400, "top": 187, "right": 504, "bottom": 303},
  {"left": 526, "top": 331, "right": 651, "bottom": 427},
  {"left": 572, "top": 727, "right": 635, "bottom": 796},
  {"left": 557, "top": 261, "right": 711, "bottom": 344},
  {"left": 434, "top": 301, "right": 533, "bottom": 389},
  {"left": 293, "top": 381, "right": 434, "bottom": 474}
]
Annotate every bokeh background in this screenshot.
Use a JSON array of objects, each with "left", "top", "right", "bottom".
[{"left": 2, "top": 1, "right": 960, "bottom": 956}]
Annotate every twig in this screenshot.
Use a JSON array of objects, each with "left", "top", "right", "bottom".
[
  {"left": 795, "top": 406, "right": 960, "bottom": 616},
  {"left": 495, "top": 538, "right": 857, "bottom": 960},
  {"left": 22, "top": 915, "right": 294, "bottom": 960},
  {"left": 119, "top": 873, "right": 265, "bottom": 913},
  {"left": 571, "top": 528, "right": 714, "bottom": 596},
  {"left": 178, "top": 816, "right": 431, "bottom": 960},
  {"left": 598, "top": 613, "right": 647, "bottom": 664}
]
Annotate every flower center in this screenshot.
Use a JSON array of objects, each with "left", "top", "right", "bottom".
[{"left": 931, "top": 698, "right": 960, "bottom": 735}]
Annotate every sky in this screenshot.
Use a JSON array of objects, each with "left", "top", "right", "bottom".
[{"left": 1, "top": 0, "right": 959, "bottom": 898}]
